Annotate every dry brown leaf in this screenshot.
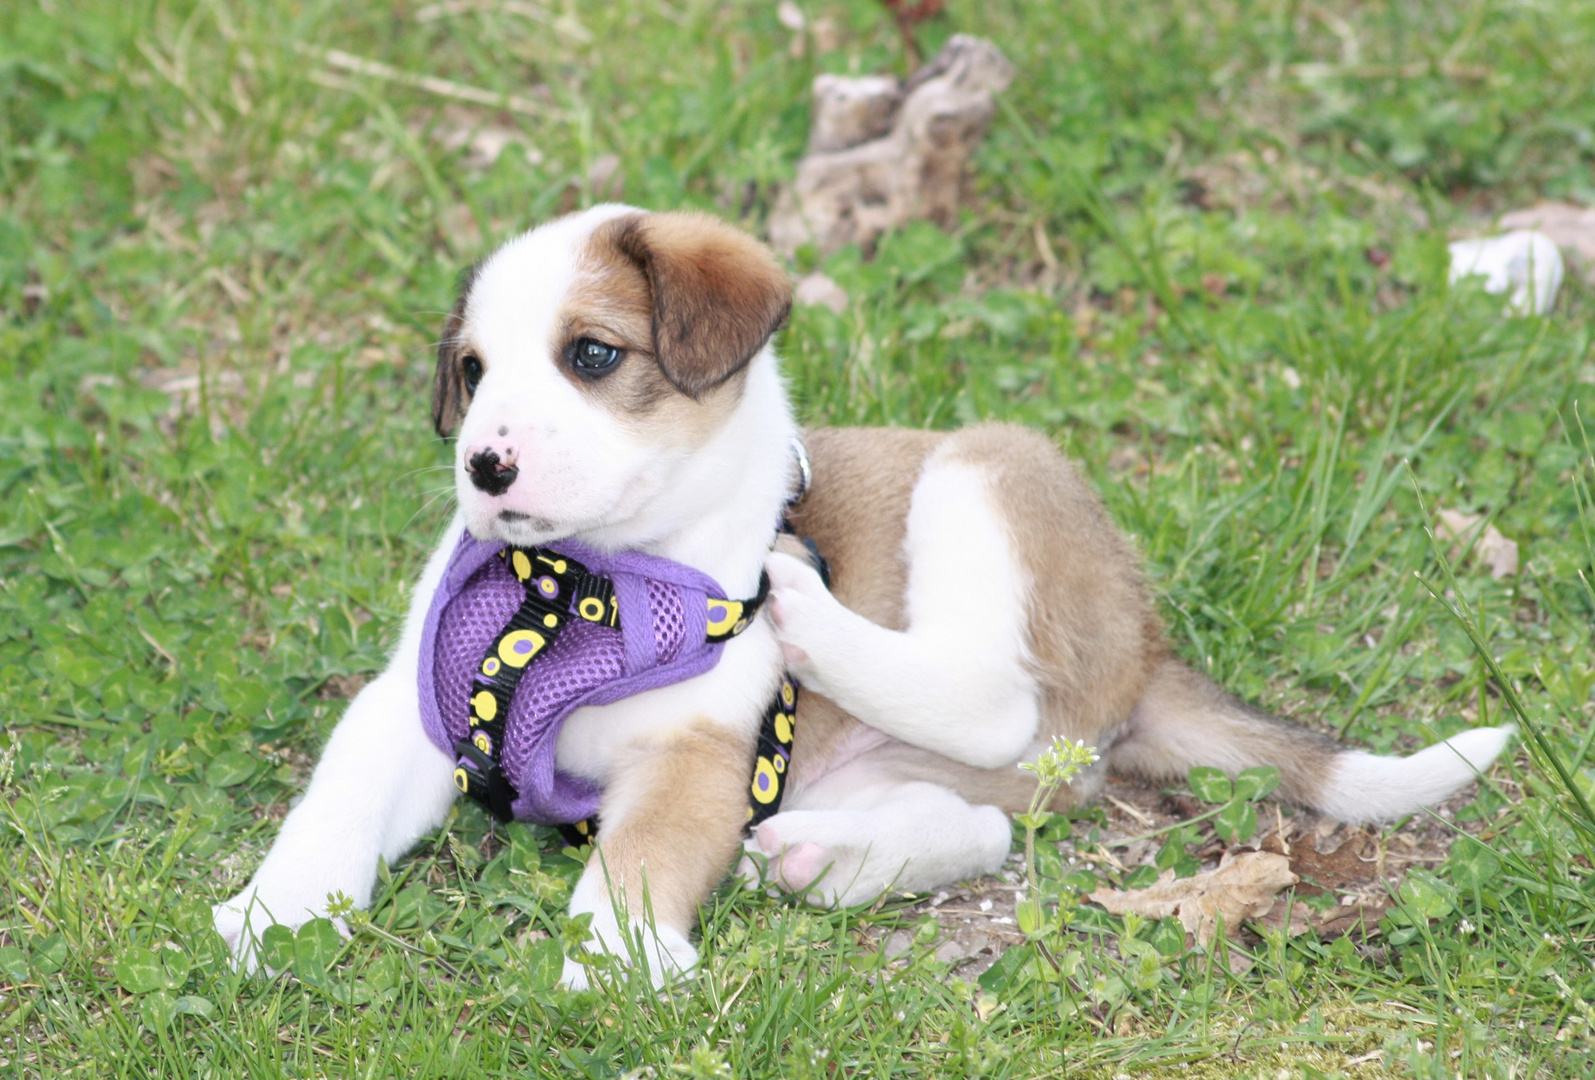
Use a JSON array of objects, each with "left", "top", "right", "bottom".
[
  {"left": 1436, "top": 509, "right": 1519, "bottom": 578},
  {"left": 1261, "top": 829, "right": 1380, "bottom": 896},
  {"left": 1089, "top": 850, "right": 1299, "bottom": 946}
]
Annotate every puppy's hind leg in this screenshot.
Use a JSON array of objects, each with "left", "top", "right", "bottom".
[
  {"left": 767, "top": 453, "right": 1040, "bottom": 770},
  {"left": 742, "top": 759, "right": 1013, "bottom": 909}
]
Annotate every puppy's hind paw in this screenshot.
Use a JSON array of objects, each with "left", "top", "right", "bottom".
[
  {"left": 764, "top": 551, "right": 843, "bottom": 676},
  {"left": 765, "top": 551, "right": 831, "bottom": 600}
]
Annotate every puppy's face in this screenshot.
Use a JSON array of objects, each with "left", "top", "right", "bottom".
[{"left": 433, "top": 206, "right": 791, "bottom": 546}]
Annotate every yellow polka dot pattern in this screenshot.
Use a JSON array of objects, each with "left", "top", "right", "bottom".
[{"left": 747, "top": 679, "right": 798, "bottom": 828}]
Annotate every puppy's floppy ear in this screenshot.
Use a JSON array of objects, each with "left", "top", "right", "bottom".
[
  {"left": 607, "top": 212, "right": 792, "bottom": 398},
  {"left": 431, "top": 269, "right": 476, "bottom": 436}
]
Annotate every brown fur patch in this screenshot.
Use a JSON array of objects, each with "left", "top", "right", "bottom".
[
  {"left": 589, "top": 719, "right": 756, "bottom": 932},
  {"left": 1112, "top": 659, "right": 1337, "bottom": 806},
  {"left": 944, "top": 424, "right": 1161, "bottom": 748},
  {"left": 560, "top": 219, "right": 672, "bottom": 414},
  {"left": 557, "top": 215, "right": 744, "bottom": 437},
  {"left": 604, "top": 212, "right": 791, "bottom": 398},
  {"left": 431, "top": 266, "right": 479, "bottom": 436}
]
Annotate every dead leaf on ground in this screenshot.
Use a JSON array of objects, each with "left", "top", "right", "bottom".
[
  {"left": 1436, "top": 509, "right": 1519, "bottom": 579},
  {"left": 1261, "top": 828, "right": 1380, "bottom": 897},
  {"left": 1250, "top": 896, "right": 1312, "bottom": 938},
  {"left": 1089, "top": 849, "right": 1299, "bottom": 946}
]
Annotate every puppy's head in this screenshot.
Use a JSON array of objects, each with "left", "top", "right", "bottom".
[{"left": 433, "top": 206, "right": 791, "bottom": 546}]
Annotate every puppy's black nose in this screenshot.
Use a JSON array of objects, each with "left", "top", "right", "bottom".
[{"left": 467, "top": 449, "right": 518, "bottom": 495}]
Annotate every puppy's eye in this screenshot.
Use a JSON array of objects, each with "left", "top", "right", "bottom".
[
  {"left": 462, "top": 354, "right": 484, "bottom": 394},
  {"left": 568, "top": 337, "right": 622, "bottom": 377}
]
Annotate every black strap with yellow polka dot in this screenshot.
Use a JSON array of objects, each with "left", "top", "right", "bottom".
[
  {"left": 746, "top": 676, "right": 798, "bottom": 829},
  {"left": 453, "top": 547, "right": 594, "bottom": 821}
]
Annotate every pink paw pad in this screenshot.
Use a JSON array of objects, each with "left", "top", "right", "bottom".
[{"left": 756, "top": 823, "right": 827, "bottom": 892}]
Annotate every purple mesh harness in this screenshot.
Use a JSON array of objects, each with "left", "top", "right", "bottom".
[{"left": 418, "top": 531, "right": 781, "bottom": 827}]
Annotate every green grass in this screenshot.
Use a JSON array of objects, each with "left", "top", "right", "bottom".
[{"left": 2, "top": 0, "right": 1594, "bottom": 1075}]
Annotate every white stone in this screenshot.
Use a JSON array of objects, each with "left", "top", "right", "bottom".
[
  {"left": 1499, "top": 201, "right": 1595, "bottom": 280},
  {"left": 793, "top": 272, "right": 849, "bottom": 314},
  {"left": 1447, "top": 229, "right": 1563, "bottom": 316}
]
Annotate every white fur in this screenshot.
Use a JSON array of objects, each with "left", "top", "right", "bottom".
[
  {"left": 561, "top": 853, "right": 700, "bottom": 990},
  {"left": 454, "top": 205, "right": 651, "bottom": 546},
  {"left": 767, "top": 454, "right": 1040, "bottom": 768},
  {"left": 1314, "top": 725, "right": 1516, "bottom": 824}
]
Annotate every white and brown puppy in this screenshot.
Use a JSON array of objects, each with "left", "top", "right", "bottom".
[{"left": 213, "top": 205, "right": 1513, "bottom": 987}]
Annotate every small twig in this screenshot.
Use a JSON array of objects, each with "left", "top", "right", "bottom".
[
  {"left": 1105, "top": 795, "right": 1155, "bottom": 827},
  {"left": 877, "top": 0, "right": 945, "bottom": 71},
  {"left": 1108, "top": 803, "right": 1226, "bottom": 848},
  {"left": 138, "top": 627, "right": 179, "bottom": 673},
  {"left": 296, "top": 44, "right": 556, "bottom": 118},
  {"left": 1288, "top": 60, "right": 1491, "bottom": 81},
  {"left": 415, "top": 0, "right": 593, "bottom": 43},
  {"left": 135, "top": 37, "right": 224, "bottom": 133}
]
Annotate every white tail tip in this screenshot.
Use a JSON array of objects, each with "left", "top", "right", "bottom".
[{"left": 1315, "top": 725, "right": 1515, "bottom": 825}]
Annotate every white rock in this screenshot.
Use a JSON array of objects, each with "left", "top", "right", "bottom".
[
  {"left": 1436, "top": 509, "right": 1519, "bottom": 579},
  {"left": 793, "top": 272, "right": 849, "bottom": 314},
  {"left": 776, "top": 0, "right": 805, "bottom": 31},
  {"left": 1447, "top": 230, "right": 1563, "bottom": 316},
  {"left": 1499, "top": 201, "right": 1595, "bottom": 280}
]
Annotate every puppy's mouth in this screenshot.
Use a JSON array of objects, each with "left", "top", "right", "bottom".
[{"left": 497, "top": 509, "right": 559, "bottom": 533}]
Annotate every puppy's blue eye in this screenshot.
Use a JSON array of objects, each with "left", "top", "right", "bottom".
[
  {"left": 569, "top": 338, "right": 622, "bottom": 376},
  {"left": 462, "top": 355, "right": 484, "bottom": 393}
]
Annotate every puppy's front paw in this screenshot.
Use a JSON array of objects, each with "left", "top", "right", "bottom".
[
  {"left": 212, "top": 893, "right": 265, "bottom": 973},
  {"left": 560, "top": 954, "right": 592, "bottom": 992},
  {"left": 212, "top": 886, "right": 351, "bottom": 975},
  {"left": 559, "top": 909, "right": 699, "bottom": 990}
]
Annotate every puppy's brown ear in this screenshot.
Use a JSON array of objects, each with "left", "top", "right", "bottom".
[
  {"left": 607, "top": 212, "right": 791, "bottom": 398},
  {"left": 431, "top": 270, "right": 476, "bottom": 436}
]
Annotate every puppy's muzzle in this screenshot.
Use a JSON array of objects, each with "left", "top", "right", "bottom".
[{"left": 467, "top": 448, "right": 519, "bottom": 496}]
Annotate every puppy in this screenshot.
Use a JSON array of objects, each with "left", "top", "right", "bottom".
[{"left": 214, "top": 205, "right": 1513, "bottom": 986}]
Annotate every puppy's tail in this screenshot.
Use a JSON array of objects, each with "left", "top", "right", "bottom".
[{"left": 1109, "top": 659, "right": 1513, "bottom": 824}]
